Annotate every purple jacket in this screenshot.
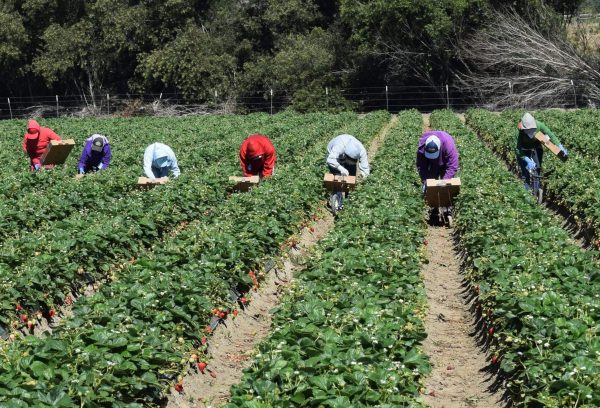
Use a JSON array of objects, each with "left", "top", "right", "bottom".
[
  {"left": 78, "top": 138, "right": 112, "bottom": 170},
  {"left": 416, "top": 130, "right": 459, "bottom": 182}
]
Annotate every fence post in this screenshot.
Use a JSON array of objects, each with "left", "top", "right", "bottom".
[
  {"left": 571, "top": 79, "right": 577, "bottom": 107},
  {"left": 56, "top": 95, "right": 59, "bottom": 117},
  {"left": 385, "top": 85, "right": 389, "bottom": 111},
  {"left": 325, "top": 86, "right": 329, "bottom": 109},
  {"left": 214, "top": 89, "right": 218, "bottom": 106},
  {"left": 509, "top": 81, "right": 513, "bottom": 95},
  {"left": 445, "top": 84, "right": 450, "bottom": 109},
  {"left": 7, "top": 98, "right": 12, "bottom": 120},
  {"left": 270, "top": 88, "right": 273, "bottom": 115},
  {"left": 107, "top": 94, "right": 110, "bottom": 115}
]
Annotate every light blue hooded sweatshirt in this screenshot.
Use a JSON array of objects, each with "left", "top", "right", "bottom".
[
  {"left": 326, "top": 134, "right": 370, "bottom": 177},
  {"left": 143, "top": 143, "right": 180, "bottom": 179}
]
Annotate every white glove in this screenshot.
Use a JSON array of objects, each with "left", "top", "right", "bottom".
[{"left": 338, "top": 166, "right": 349, "bottom": 176}]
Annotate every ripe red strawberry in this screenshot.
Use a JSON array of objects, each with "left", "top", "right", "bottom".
[
  {"left": 205, "top": 325, "right": 213, "bottom": 334},
  {"left": 27, "top": 321, "right": 34, "bottom": 330},
  {"left": 20, "top": 314, "right": 28, "bottom": 322},
  {"left": 240, "top": 297, "right": 247, "bottom": 304},
  {"left": 48, "top": 308, "right": 56, "bottom": 318},
  {"left": 201, "top": 337, "right": 208, "bottom": 345},
  {"left": 233, "top": 310, "right": 239, "bottom": 317},
  {"left": 198, "top": 362, "right": 207, "bottom": 373},
  {"left": 491, "top": 355, "right": 498, "bottom": 364},
  {"left": 218, "top": 311, "right": 226, "bottom": 319},
  {"left": 15, "top": 303, "right": 22, "bottom": 311},
  {"left": 488, "top": 327, "right": 494, "bottom": 336},
  {"left": 174, "top": 383, "right": 183, "bottom": 393}
]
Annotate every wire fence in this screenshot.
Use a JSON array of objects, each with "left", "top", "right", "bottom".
[{"left": 0, "top": 82, "right": 586, "bottom": 120}]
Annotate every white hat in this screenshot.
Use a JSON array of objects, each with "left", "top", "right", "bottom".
[
  {"left": 521, "top": 113, "right": 537, "bottom": 135},
  {"left": 424, "top": 135, "right": 441, "bottom": 159}
]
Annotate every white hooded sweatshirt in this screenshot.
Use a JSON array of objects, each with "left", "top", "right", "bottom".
[{"left": 326, "top": 134, "right": 370, "bottom": 177}]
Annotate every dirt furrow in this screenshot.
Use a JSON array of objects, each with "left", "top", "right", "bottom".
[
  {"left": 167, "top": 115, "right": 398, "bottom": 408},
  {"left": 421, "top": 227, "right": 501, "bottom": 408}
]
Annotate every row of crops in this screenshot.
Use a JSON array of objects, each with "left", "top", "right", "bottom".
[
  {"left": 465, "top": 109, "right": 600, "bottom": 244},
  {"left": 431, "top": 110, "right": 599, "bottom": 407},
  {"left": 227, "top": 110, "right": 430, "bottom": 407},
  {"left": 0, "top": 111, "right": 392, "bottom": 406}
]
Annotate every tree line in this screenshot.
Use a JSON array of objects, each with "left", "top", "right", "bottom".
[{"left": 0, "top": 0, "right": 591, "bottom": 112}]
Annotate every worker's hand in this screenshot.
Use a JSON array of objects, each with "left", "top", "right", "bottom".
[
  {"left": 338, "top": 166, "right": 350, "bottom": 176},
  {"left": 558, "top": 144, "right": 568, "bottom": 157},
  {"left": 97, "top": 163, "right": 104, "bottom": 170},
  {"left": 34, "top": 163, "right": 41, "bottom": 171},
  {"left": 523, "top": 157, "right": 536, "bottom": 171},
  {"left": 421, "top": 183, "right": 427, "bottom": 194},
  {"left": 78, "top": 167, "right": 85, "bottom": 174}
]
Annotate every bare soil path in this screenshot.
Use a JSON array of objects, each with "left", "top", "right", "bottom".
[
  {"left": 421, "top": 113, "right": 501, "bottom": 408},
  {"left": 167, "top": 115, "right": 398, "bottom": 408}
]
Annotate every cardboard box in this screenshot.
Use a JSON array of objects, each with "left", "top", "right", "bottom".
[
  {"left": 534, "top": 131, "right": 567, "bottom": 160},
  {"left": 425, "top": 177, "right": 461, "bottom": 207},
  {"left": 323, "top": 173, "right": 357, "bottom": 192},
  {"left": 229, "top": 176, "right": 260, "bottom": 192},
  {"left": 40, "top": 139, "right": 75, "bottom": 165},
  {"left": 138, "top": 176, "right": 169, "bottom": 189}
]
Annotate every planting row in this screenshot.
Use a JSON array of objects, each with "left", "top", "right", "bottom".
[
  {"left": 0, "top": 112, "right": 391, "bottom": 406},
  {"left": 431, "top": 110, "right": 599, "bottom": 407},
  {"left": 0, "top": 112, "right": 357, "bottom": 330},
  {"left": 227, "top": 110, "right": 430, "bottom": 407},
  {"left": 466, "top": 108, "right": 600, "bottom": 244}
]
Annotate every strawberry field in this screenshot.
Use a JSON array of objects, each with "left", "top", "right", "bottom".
[{"left": 0, "top": 109, "right": 598, "bottom": 407}]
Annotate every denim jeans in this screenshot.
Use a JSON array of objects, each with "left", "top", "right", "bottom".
[
  {"left": 151, "top": 166, "right": 169, "bottom": 178},
  {"left": 519, "top": 147, "right": 543, "bottom": 188}
]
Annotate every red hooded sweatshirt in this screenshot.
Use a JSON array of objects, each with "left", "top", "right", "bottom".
[
  {"left": 23, "top": 119, "right": 62, "bottom": 168},
  {"left": 239, "top": 134, "right": 276, "bottom": 177}
]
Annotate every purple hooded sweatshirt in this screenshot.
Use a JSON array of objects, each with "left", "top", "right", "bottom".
[
  {"left": 78, "top": 135, "right": 112, "bottom": 171},
  {"left": 416, "top": 130, "right": 459, "bottom": 182}
]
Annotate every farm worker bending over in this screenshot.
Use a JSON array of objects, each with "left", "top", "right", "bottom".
[
  {"left": 23, "top": 119, "right": 62, "bottom": 171},
  {"left": 239, "top": 134, "right": 276, "bottom": 177},
  {"left": 143, "top": 142, "right": 180, "bottom": 179},
  {"left": 416, "top": 130, "right": 459, "bottom": 193},
  {"left": 326, "top": 134, "right": 370, "bottom": 177},
  {"left": 516, "top": 112, "right": 567, "bottom": 188},
  {"left": 77, "top": 134, "right": 112, "bottom": 174}
]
